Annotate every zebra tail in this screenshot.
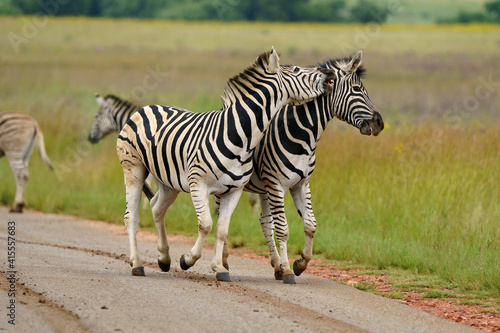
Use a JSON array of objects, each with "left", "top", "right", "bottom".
[
  {"left": 35, "top": 124, "right": 54, "bottom": 170},
  {"left": 142, "top": 182, "right": 155, "bottom": 200}
]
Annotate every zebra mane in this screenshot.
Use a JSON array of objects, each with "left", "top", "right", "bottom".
[
  {"left": 221, "top": 51, "right": 273, "bottom": 108},
  {"left": 103, "top": 94, "right": 137, "bottom": 108},
  {"left": 104, "top": 94, "right": 139, "bottom": 110},
  {"left": 315, "top": 56, "right": 366, "bottom": 78}
]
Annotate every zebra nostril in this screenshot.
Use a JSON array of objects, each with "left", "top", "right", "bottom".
[{"left": 373, "top": 111, "right": 384, "bottom": 129}]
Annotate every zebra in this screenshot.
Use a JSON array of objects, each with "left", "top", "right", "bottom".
[
  {"left": 116, "top": 48, "right": 335, "bottom": 281},
  {"left": 219, "top": 51, "right": 384, "bottom": 284},
  {"left": 0, "top": 112, "right": 54, "bottom": 213},
  {"left": 88, "top": 94, "right": 155, "bottom": 200},
  {"left": 89, "top": 94, "right": 140, "bottom": 144}
]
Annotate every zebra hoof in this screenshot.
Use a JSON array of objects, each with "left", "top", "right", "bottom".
[
  {"left": 9, "top": 205, "right": 23, "bottom": 213},
  {"left": 158, "top": 259, "right": 170, "bottom": 272},
  {"left": 283, "top": 274, "right": 296, "bottom": 284},
  {"left": 179, "top": 254, "right": 190, "bottom": 270},
  {"left": 216, "top": 272, "right": 231, "bottom": 282},
  {"left": 274, "top": 270, "right": 284, "bottom": 280},
  {"left": 293, "top": 260, "right": 305, "bottom": 276},
  {"left": 131, "top": 267, "right": 145, "bottom": 276}
]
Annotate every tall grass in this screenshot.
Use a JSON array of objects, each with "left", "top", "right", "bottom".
[
  {"left": 311, "top": 123, "right": 499, "bottom": 292},
  {"left": 0, "top": 17, "right": 498, "bottom": 295}
]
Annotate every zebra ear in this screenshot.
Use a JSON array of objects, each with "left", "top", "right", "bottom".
[
  {"left": 96, "top": 94, "right": 105, "bottom": 106},
  {"left": 267, "top": 47, "right": 280, "bottom": 74},
  {"left": 343, "top": 51, "right": 363, "bottom": 74}
]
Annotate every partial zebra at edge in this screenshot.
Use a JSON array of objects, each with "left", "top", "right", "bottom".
[
  {"left": 89, "top": 94, "right": 140, "bottom": 144},
  {"left": 0, "top": 112, "right": 54, "bottom": 213},
  {"left": 88, "top": 93, "right": 157, "bottom": 205}
]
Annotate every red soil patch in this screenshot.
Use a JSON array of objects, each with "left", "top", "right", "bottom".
[{"left": 232, "top": 248, "right": 499, "bottom": 333}]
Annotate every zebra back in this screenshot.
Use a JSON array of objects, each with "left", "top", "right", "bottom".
[
  {"left": 0, "top": 111, "right": 54, "bottom": 169},
  {"left": 0, "top": 112, "right": 38, "bottom": 158},
  {"left": 89, "top": 94, "right": 139, "bottom": 144}
]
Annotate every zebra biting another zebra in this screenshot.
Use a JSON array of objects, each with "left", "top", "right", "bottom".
[
  {"left": 0, "top": 112, "right": 54, "bottom": 213},
  {"left": 116, "top": 48, "right": 335, "bottom": 281},
  {"left": 222, "top": 51, "right": 384, "bottom": 284}
]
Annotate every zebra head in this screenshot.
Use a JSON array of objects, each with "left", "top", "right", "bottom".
[
  {"left": 222, "top": 48, "right": 335, "bottom": 125},
  {"left": 276, "top": 54, "right": 335, "bottom": 105},
  {"left": 240, "top": 48, "right": 335, "bottom": 107},
  {"left": 320, "top": 51, "right": 384, "bottom": 136},
  {"left": 89, "top": 94, "right": 127, "bottom": 144}
]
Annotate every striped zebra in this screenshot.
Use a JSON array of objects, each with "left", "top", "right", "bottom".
[
  {"left": 221, "top": 51, "right": 384, "bottom": 284},
  {"left": 88, "top": 94, "right": 155, "bottom": 200},
  {"left": 116, "top": 48, "right": 335, "bottom": 281},
  {"left": 89, "top": 94, "right": 139, "bottom": 144},
  {"left": 0, "top": 112, "right": 54, "bottom": 213}
]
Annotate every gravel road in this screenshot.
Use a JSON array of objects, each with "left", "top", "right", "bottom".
[{"left": 0, "top": 207, "right": 477, "bottom": 333}]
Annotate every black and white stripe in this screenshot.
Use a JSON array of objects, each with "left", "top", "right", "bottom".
[
  {"left": 0, "top": 112, "right": 54, "bottom": 212},
  {"left": 242, "top": 51, "right": 384, "bottom": 283},
  {"left": 116, "top": 48, "right": 334, "bottom": 281},
  {"left": 89, "top": 94, "right": 139, "bottom": 144},
  {"left": 88, "top": 94, "right": 155, "bottom": 200}
]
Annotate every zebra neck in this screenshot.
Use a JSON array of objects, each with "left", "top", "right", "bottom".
[
  {"left": 223, "top": 82, "right": 289, "bottom": 152},
  {"left": 288, "top": 94, "right": 335, "bottom": 145},
  {"left": 114, "top": 103, "right": 139, "bottom": 131}
]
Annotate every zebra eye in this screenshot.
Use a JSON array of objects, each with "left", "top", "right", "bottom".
[
  {"left": 353, "top": 85, "right": 362, "bottom": 92},
  {"left": 293, "top": 66, "right": 300, "bottom": 73}
]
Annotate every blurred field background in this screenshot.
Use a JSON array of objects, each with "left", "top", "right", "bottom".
[{"left": 0, "top": 16, "right": 499, "bottom": 298}]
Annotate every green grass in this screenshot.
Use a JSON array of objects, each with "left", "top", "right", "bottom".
[
  {"left": 0, "top": 17, "right": 499, "bottom": 299},
  {"left": 311, "top": 124, "right": 500, "bottom": 294},
  {"left": 331, "top": 262, "right": 498, "bottom": 309}
]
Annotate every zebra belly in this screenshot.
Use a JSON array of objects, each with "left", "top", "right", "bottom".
[
  {"left": 245, "top": 172, "right": 266, "bottom": 194},
  {"left": 147, "top": 152, "right": 254, "bottom": 195},
  {"left": 209, "top": 172, "right": 252, "bottom": 195},
  {"left": 148, "top": 166, "right": 190, "bottom": 193},
  {"left": 246, "top": 155, "right": 314, "bottom": 194}
]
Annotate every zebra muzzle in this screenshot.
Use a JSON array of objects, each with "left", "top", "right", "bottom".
[{"left": 359, "top": 111, "right": 384, "bottom": 136}]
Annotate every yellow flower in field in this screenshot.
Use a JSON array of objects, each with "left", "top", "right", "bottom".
[
  {"left": 393, "top": 143, "right": 404, "bottom": 154},
  {"left": 383, "top": 122, "right": 391, "bottom": 131}
]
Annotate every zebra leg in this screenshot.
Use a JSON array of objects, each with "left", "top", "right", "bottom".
[
  {"left": 269, "top": 191, "right": 295, "bottom": 284},
  {"left": 214, "top": 195, "right": 231, "bottom": 270},
  {"left": 180, "top": 186, "right": 212, "bottom": 270},
  {"left": 222, "top": 240, "right": 229, "bottom": 270},
  {"left": 213, "top": 194, "right": 220, "bottom": 217},
  {"left": 11, "top": 167, "right": 28, "bottom": 213},
  {"left": 290, "top": 183, "right": 317, "bottom": 276},
  {"left": 212, "top": 189, "right": 243, "bottom": 282},
  {"left": 141, "top": 175, "right": 151, "bottom": 210},
  {"left": 118, "top": 148, "right": 148, "bottom": 276},
  {"left": 151, "top": 185, "right": 179, "bottom": 272},
  {"left": 259, "top": 194, "right": 282, "bottom": 280},
  {"left": 7, "top": 158, "right": 29, "bottom": 213}
]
